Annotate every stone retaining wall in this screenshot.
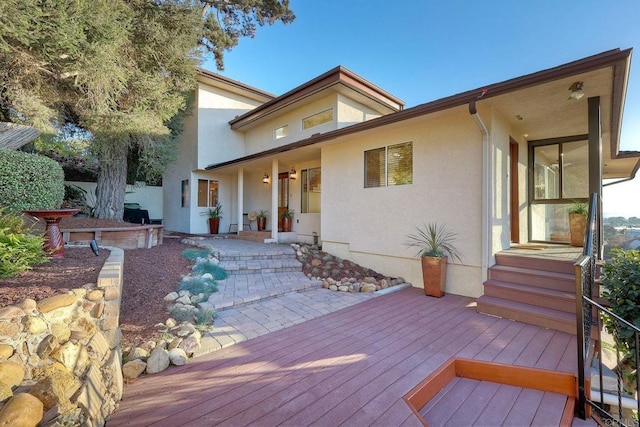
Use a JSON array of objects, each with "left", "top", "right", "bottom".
[{"left": 0, "top": 247, "right": 124, "bottom": 426}]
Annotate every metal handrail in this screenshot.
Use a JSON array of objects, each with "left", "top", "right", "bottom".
[{"left": 575, "top": 193, "right": 640, "bottom": 425}]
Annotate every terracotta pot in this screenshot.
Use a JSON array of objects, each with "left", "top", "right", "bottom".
[
  {"left": 282, "top": 217, "right": 292, "bottom": 232},
  {"left": 421, "top": 256, "right": 448, "bottom": 297},
  {"left": 569, "top": 213, "right": 587, "bottom": 247},
  {"left": 257, "top": 216, "right": 266, "bottom": 231},
  {"left": 208, "top": 217, "right": 220, "bottom": 234}
]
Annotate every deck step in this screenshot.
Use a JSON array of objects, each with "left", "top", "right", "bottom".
[
  {"left": 483, "top": 280, "right": 577, "bottom": 313},
  {"left": 488, "top": 265, "right": 575, "bottom": 293},
  {"left": 495, "top": 252, "right": 576, "bottom": 274},
  {"left": 477, "top": 295, "right": 576, "bottom": 335}
]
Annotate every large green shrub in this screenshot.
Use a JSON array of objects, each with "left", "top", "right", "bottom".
[
  {"left": 601, "top": 249, "right": 640, "bottom": 363},
  {"left": 0, "top": 209, "right": 48, "bottom": 277},
  {"left": 0, "top": 150, "right": 64, "bottom": 213}
]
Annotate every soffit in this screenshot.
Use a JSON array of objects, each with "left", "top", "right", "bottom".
[{"left": 487, "top": 66, "right": 639, "bottom": 179}]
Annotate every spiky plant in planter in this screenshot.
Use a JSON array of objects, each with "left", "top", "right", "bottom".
[{"left": 406, "top": 223, "right": 462, "bottom": 297}]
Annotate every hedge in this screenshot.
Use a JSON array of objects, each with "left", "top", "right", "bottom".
[{"left": 0, "top": 149, "right": 64, "bottom": 213}]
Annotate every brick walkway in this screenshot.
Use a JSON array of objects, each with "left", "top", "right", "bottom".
[{"left": 182, "top": 237, "right": 409, "bottom": 356}]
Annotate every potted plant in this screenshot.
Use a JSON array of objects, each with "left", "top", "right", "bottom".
[
  {"left": 568, "top": 201, "right": 588, "bottom": 247},
  {"left": 281, "top": 209, "right": 294, "bottom": 232},
  {"left": 205, "top": 203, "right": 222, "bottom": 234},
  {"left": 406, "top": 223, "right": 462, "bottom": 297},
  {"left": 256, "top": 210, "right": 269, "bottom": 231}
]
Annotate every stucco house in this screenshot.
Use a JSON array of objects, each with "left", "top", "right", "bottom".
[{"left": 163, "top": 48, "right": 640, "bottom": 298}]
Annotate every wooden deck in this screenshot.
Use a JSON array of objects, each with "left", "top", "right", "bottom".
[{"left": 108, "top": 288, "right": 585, "bottom": 426}]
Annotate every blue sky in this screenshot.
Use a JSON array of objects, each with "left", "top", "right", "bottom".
[{"left": 204, "top": 0, "right": 640, "bottom": 217}]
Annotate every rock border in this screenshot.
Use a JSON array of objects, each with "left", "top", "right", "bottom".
[{"left": 0, "top": 246, "right": 124, "bottom": 427}]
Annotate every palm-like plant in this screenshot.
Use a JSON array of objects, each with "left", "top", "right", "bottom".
[{"left": 406, "top": 222, "right": 462, "bottom": 263}]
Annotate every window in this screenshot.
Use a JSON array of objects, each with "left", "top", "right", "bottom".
[
  {"left": 274, "top": 125, "right": 288, "bottom": 140},
  {"left": 364, "top": 142, "right": 413, "bottom": 188},
  {"left": 181, "top": 179, "right": 189, "bottom": 207},
  {"left": 302, "top": 108, "right": 333, "bottom": 130},
  {"left": 301, "top": 168, "right": 321, "bottom": 213},
  {"left": 197, "top": 179, "right": 219, "bottom": 207}
]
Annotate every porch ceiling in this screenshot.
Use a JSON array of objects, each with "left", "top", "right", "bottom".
[{"left": 488, "top": 66, "right": 640, "bottom": 179}]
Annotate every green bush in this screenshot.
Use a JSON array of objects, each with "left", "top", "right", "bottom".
[
  {"left": 0, "top": 150, "right": 64, "bottom": 213},
  {"left": 0, "top": 209, "right": 48, "bottom": 277},
  {"left": 601, "top": 249, "right": 640, "bottom": 363}
]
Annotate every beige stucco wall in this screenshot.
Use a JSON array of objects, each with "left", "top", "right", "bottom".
[
  {"left": 321, "top": 107, "right": 486, "bottom": 297},
  {"left": 243, "top": 94, "right": 338, "bottom": 154},
  {"left": 196, "top": 83, "right": 262, "bottom": 169},
  {"left": 336, "top": 94, "right": 382, "bottom": 128},
  {"left": 163, "top": 107, "right": 198, "bottom": 233}
]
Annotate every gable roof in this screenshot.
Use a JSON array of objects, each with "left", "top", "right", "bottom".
[
  {"left": 228, "top": 66, "right": 405, "bottom": 130},
  {"left": 207, "top": 48, "right": 639, "bottom": 179}
]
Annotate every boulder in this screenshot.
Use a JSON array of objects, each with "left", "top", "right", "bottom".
[
  {"left": 168, "top": 348, "right": 188, "bottom": 366},
  {"left": 145, "top": 348, "right": 170, "bottom": 374},
  {"left": 122, "top": 360, "right": 147, "bottom": 380},
  {"left": 0, "top": 392, "right": 44, "bottom": 427},
  {"left": 361, "top": 283, "right": 377, "bottom": 293}
]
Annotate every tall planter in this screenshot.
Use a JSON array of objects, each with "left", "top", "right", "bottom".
[
  {"left": 569, "top": 213, "right": 587, "bottom": 247},
  {"left": 282, "top": 217, "right": 292, "bottom": 232},
  {"left": 257, "top": 216, "right": 267, "bottom": 231},
  {"left": 421, "top": 256, "right": 448, "bottom": 297},
  {"left": 208, "top": 218, "right": 220, "bottom": 234}
]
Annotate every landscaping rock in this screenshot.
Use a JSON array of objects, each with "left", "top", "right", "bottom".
[
  {"left": 361, "top": 283, "right": 377, "bottom": 293},
  {"left": 126, "top": 347, "right": 149, "bottom": 362},
  {"left": 168, "top": 348, "right": 188, "bottom": 366},
  {"left": 0, "top": 360, "right": 25, "bottom": 388},
  {"left": 123, "top": 360, "right": 147, "bottom": 380},
  {"left": 0, "top": 392, "right": 44, "bottom": 427},
  {"left": 145, "top": 348, "right": 170, "bottom": 374}
]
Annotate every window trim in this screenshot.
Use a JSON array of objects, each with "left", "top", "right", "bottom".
[
  {"left": 274, "top": 124, "right": 288, "bottom": 140},
  {"left": 197, "top": 179, "right": 219, "bottom": 207},
  {"left": 301, "top": 167, "right": 321, "bottom": 213},
  {"left": 364, "top": 141, "right": 413, "bottom": 188},
  {"left": 302, "top": 108, "right": 333, "bottom": 130}
]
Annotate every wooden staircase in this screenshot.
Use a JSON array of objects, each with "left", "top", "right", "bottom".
[{"left": 476, "top": 252, "right": 578, "bottom": 334}]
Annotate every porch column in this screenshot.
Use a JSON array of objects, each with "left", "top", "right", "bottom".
[
  {"left": 588, "top": 96, "right": 602, "bottom": 196},
  {"left": 271, "top": 159, "right": 279, "bottom": 240},
  {"left": 587, "top": 96, "right": 603, "bottom": 256},
  {"left": 237, "top": 168, "right": 244, "bottom": 233}
]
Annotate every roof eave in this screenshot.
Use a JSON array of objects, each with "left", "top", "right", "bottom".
[{"left": 207, "top": 48, "right": 633, "bottom": 171}]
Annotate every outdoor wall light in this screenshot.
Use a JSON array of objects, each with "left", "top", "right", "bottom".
[
  {"left": 262, "top": 173, "right": 269, "bottom": 184},
  {"left": 289, "top": 167, "right": 296, "bottom": 180},
  {"left": 568, "top": 81, "right": 585, "bottom": 100}
]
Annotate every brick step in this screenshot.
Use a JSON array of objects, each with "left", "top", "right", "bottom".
[
  {"left": 488, "top": 265, "right": 575, "bottom": 292},
  {"left": 209, "top": 272, "right": 323, "bottom": 311},
  {"left": 495, "top": 253, "right": 576, "bottom": 274},
  {"left": 476, "top": 295, "right": 576, "bottom": 335},
  {"left": 483, "top": 280, "right": 576, "bottom": 313},
  {"left": 218, "top": 257, "right": 302, "bottom": 275}
]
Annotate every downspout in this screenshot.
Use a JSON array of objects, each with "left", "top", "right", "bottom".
[{"left": 469, "top": 99, "right": 490, "bottom": 282}]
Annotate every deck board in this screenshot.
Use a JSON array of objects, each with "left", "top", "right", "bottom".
[{"left": 108, "top": 288, "right": 578, "bottom": 426}]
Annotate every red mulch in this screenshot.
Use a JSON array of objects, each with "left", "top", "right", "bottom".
[{"left": 0, "top": 217, "right": 192, "bottom": 348}]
